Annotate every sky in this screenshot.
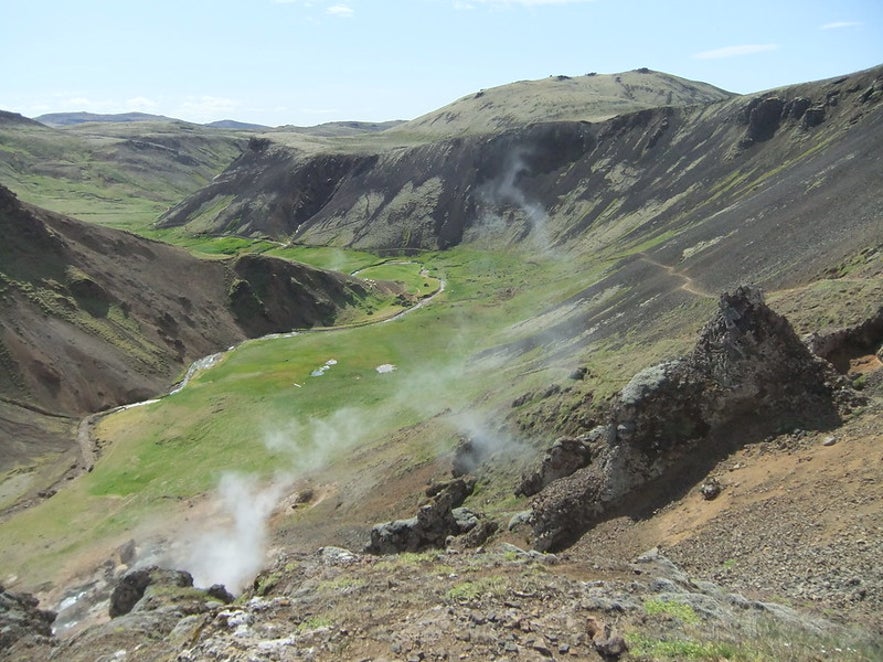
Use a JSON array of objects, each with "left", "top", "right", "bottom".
[{"left": 2, "top": 0, "right": 881, "bottom": 127}]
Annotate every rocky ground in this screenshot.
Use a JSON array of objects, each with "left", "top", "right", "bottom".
[{"left": 3, "top": 378, "right": 880, "bottom": 661}]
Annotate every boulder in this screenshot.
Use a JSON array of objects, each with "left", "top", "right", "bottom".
[
  {"left": 0, "top": 586, "right": 56, "bottom": 649},
  {"left": 517, "top": 435, "right": 595, "bottom": 496},
  {"left": 366, "top": 478, "right": 476, "bottom": 554},
  {"left": 451, "top": 436, "right": 481, "bottom": 477},
  {"left": 109, "top": 566, "right": 193, "bottom": 618}
]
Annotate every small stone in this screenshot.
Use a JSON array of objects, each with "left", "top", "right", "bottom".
[
  {"left": 822, "top": 436, "right": 837, "bottom": 446},
  {"left": 699, "top": 477, "right": 722, "bottom": 500},
  {"left": 533, "top": 643, "right": 554, "bottom": 657},
  {"left": 595, "top": 634, "right": 628, "bottom": 658}
]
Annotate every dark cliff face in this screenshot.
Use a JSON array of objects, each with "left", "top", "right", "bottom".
[
  {"left": 158, "top": 66, "right": 883, "bottom": 260},
  {"left": 228, "top": 254, "right": 368, "bottom": 336},
  {"left": 157, "top": 121, "right": 597, "bottom": 250}
]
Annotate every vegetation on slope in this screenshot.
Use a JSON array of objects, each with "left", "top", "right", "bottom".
[{"left": 0, "top": 115, "right": 245, "bottom": 231}]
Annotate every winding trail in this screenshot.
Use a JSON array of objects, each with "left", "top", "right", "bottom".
[{"left": 637, "top": 252, "right": 715, "bottom": 299}]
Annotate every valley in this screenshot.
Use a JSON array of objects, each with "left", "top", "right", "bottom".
[{"left": 1, "top": 65, "right": 881, "bottom": 661}]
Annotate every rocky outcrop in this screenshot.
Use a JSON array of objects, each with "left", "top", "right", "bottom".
[
  {"left": 365, "top": 478, "right": 479, "bottom": 554},
  {"left": 517, "top": 435, "right": 595, "bottom": 497},
  {"left": 805, "top": 305, "right": 883, "bottom": 374},
  {"left": 531, "top": 286, "right": 852, "bottom": 551},
  {"left": 109, "top": 566, "right": 194, "bottom": 618},
  {"left": 743, "top": 96, "right": 786, "bottom": 142},
  {"left": 0, "top": 586, "right": 55, "bottom": 650}
]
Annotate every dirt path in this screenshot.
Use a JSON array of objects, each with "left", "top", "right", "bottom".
[
  {"left": 75, "top": 414, "right": 98, "bottom": 471},
  {"left": 638, "top": 252, "right": 715, "bottom": 299}
]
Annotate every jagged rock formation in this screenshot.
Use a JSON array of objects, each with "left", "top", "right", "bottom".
[
  {"left": 0, "top": 586, "right": 55, "bottom": 650},
  {"left": 109, "top": 566, "right": 194, "bottom": 618},
  {"left": 365, "top": 477, "right": 484, "bottom": 554},
  {"left": 517, "top": 435, "right": 594, "bottom": 497},
  {"left": 530, "top": 286, "right": 858, "bottom": 551}
]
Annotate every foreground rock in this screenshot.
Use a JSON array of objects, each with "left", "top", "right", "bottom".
[
  {"left": 0, "top": 586, "right": 55, "bottom": 651},
  {"left": 12, "top": 545, "right": 873, "bottom": 661},
  {"left": 517, "top": 435, "right": 594, "bottom": 497},
  {"left": 364, "top": 477, "right": 486, "bottom": 554},
  {"left": 531, "top": 286, "right": 860, "bottom": 551},
  {"left": 109, "top": 566, "right": 194, "bottom": 618}
]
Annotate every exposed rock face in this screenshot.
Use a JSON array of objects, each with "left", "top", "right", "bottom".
[
  {"left": 805, "top": 305, "right": 883, "bottom": 374},
  {"left": 365, "top": 478, "right": 477, "bottom": 554},
  {"left": 517, "top": 435, "right": 594, "bottom": 497},
  {"left": 745, "top": 96, "right": 785, "bottom": 142},
  {"left": 109, "top": 566, "right": 193, "bottom": 618},
  {"left": 0, "top": 586, "right": 55, "bottom": 649},
  {"left": 531, "top": 286, "right": 849, "bottom": 551}
]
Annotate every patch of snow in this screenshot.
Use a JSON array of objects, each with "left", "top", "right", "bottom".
[
  {"left": 375, "top": 364, "right": 397, "bottom": 374},
  {"left": 311, "top": 359, "right": 339, "bottom": 377}
]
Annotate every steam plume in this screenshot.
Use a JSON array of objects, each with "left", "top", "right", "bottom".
[{"left": 181, "top": 473, "right": 288, "bottom": 593}]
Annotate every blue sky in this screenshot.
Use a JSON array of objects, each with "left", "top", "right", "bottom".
[{"left": 2, "top": 0, "right": 881, "bottom": 126}]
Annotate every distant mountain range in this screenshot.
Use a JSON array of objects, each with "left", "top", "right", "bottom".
[
  {"left": 33, "top": 111, "right": 270, "bottom": 130},
  {"left": 31, "top": 112, "right": 403, "bottom": 133}
]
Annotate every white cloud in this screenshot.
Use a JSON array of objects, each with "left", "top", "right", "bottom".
[
  {"left": 468, "top": 0, "right": 595, "bottom": 5},
  {"left": 327, "top": 4, "right": 354, "bottom": 17},
  {"left": 126, "top": 96, "right": 160, "bottom": 112},
  {"left": 693, "top": 44, "right": 779, "bottom": 60},
  {"left": 177, "top": 95, "right": 240, "bottom": 122},
  {"left": 64, "top": 96, "right": 97, "bottom": 108},
  {"left": 820, "top": 21, "right": 861, "bottom": 30}
]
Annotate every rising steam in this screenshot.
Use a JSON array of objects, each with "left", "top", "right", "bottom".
[
  {"left": 476, "top": 147, "right": 553, "bottom": 253},
  {"left": 181, "top": 473, "right": 288, "bottom": 593},
  {"left": 169, "top": 407, "right": 377, "bottom": 593}
]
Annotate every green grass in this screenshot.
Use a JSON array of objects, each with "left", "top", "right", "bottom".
[
  {"left": 0, "top": 239, "right": 712, "bottom": 594},
  {"left": 0, "top": 121, "right": 242, "bottom": 234},
  {"left": 354, "top": 261, "right": 440, "bottom": 298},
  {"left": 298, "top": 615, "right": 334, "bottom": 632},
  {"left": 643, "top": 598, "right": 702, "bottom": 625},
  {"left": 264, "top": 245, "right": 382, "bottom": 273},
  {"left": 445, "top": 575, "right": 507, "bottom": 602},
  {"left": 629, "top": 635, "right": 747, "bottom": 661}
]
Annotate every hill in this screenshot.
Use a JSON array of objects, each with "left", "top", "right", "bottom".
[
  {"left": 0, "top": 116, "right": 246, "bottom": 232},
  {"left": 0, "top": 66, "right": 881, "bottom": 661},
  {"left": 205, "top": 119, "right": 271, "bottom": 131},
  {"left": 389, "top": 68, "right": 733, "bottom": 138},
  {"left": 157, "top": 67, "right": 882, "bottom": 263},
  {"left": 0, "top": 184, "right": 391, "bottom": 507},
  {"left": 35, "top": 112, "right": 178, "bottom": 127}
]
